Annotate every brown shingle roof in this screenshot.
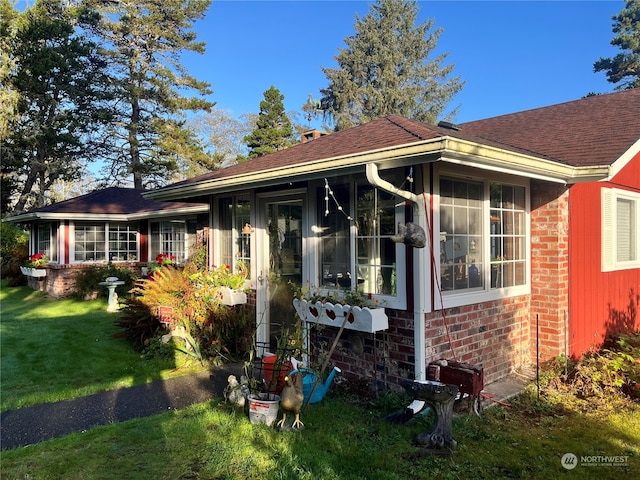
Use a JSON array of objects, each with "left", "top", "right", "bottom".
[
  {"left": 459, "top": 88, "right": 640, "bottom": 167},
  {"left": 168, "top": 116, "right": 451, "bottom": 188},
  {"left": 166, "top": 89, "right": 639, "bottom": 191},
  {"left": 23, "top": 187, "right": 205, "bottom": 216}
]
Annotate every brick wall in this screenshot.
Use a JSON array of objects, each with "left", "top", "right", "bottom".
[
  {"left": 25, "top": 263, "right": 146, "bottom": 298},
  {"left": 309, "top": 295, "right": 531, "bottom": 391},
  {"left": 530, "top": 181, "right": 570, "bottom": 362}
]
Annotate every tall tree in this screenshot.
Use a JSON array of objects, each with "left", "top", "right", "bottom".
[
  {"left": 320, "top": 0, "right": 463, "bottom": 131},
  {"left": 593, "top": 0, "right": 640, "bottom": 90},
  {"left": 87, "top": 0, "right": 214, "bottom": 189},
  {"left": 186, "top": 108, "right": 253, "bottom": 175},
  {"left": 243, "top": 86, "right": 294, "bottom": 159},
  {"left": 1, "top": 0, "right": 111, "bottom": 214}
]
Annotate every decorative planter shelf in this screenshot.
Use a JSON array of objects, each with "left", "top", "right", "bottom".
[
  {"left": 218, "top": 287, "right": 247, "bottom": 306},
  {"left": 20, "top": 266, "right": 47, "bottom": 278},
  {"left": 293, "top": 298, "right": 388, "bottom": 333}
]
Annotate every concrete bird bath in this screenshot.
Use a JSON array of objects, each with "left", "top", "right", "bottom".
[
  {"left": 403, "top": 380, "right": 459, "bottom": 449},
  {"left": 99, "top": 277, "right": 125, "bottom": 312}
]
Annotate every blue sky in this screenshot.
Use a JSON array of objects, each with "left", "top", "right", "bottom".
[{"left": 185, "top": 0, "right": 624, "bottom": 126}]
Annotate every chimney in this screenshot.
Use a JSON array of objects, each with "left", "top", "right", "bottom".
[{"left": 301, "top": 129, "right": 328, "bottom": 143}]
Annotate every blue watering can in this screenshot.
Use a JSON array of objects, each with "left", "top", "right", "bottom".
[{"left": 290, "top": 366, "right": 341, "bottom": 404}]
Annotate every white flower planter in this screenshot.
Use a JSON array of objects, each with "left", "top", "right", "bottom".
[
  {"left": 218, "top": 287, "right": 247, "bottom": 306},
  {"left": 293, "top": 298, "right": 388, "bottom": 333},
  {"left": 20, "top": 266, "right": 47, "bottom": 277}
]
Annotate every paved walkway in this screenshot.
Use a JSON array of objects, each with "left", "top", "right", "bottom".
[
  {"left": 1, "top": 364, "right": 532, "bottom": 451},
  {"left": 0, "top": 363, "right": 243, "bottom": 451}
]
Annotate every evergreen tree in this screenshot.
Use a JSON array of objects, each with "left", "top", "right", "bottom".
[
  {"left": 243, "top": 86, "right": 294, "bottom": 159},
  {"left": 320, "top": 0, "right": 463, "bottom": 131},
  {"left": 1, "top": 0, "right": 111, "bottom": 214},
  {"left": 86, "top": 0, "right": 214, "bottom": 188},
  {"left": 593, "top": 0, "right": 640, "bottom": 90}
]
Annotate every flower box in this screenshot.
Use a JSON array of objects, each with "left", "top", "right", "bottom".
[
  {"left": 218, "top": 287, "right": 247, "bottom": 306},
  {"left": 292, "top": 298, "right": 388, "bottom": 333},
  {"left": 20, "top": 266, "right": 47, "bottom": 278}
]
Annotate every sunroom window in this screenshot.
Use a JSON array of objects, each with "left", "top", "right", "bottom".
[
  {"left": 108, "top": 223, "right": 138, "bottom": 261},
  {"left": 316, "top": 173, "right": 406, "bottom": 308},
  {"left": 439, "top": 175, "right": 527, "bottom": 296},
  {"left": 36, "top": 223, "right": 56, "bottom": 262},
  {"left": 74, "top": 222, "right": 138, "bottom": 262},
  {"left": 218, "top": 196, "right": 252, "bottom": 275},
  {"left": 74, "top": 224, "right": 106, "bottom": 262},
  {"left": 150, "top": 220, "right": 187, "bottom": 264}
]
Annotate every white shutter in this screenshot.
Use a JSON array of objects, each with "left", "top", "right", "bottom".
[
  {"left": 601, "top": 189, "right": 615, "bottom": 271},
  {"left": 616, "top": 198, "right": 632, "bottom": 262}
]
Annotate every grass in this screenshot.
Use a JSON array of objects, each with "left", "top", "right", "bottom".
[
  {"left": 1, "top": 280, "right": 639, "bottom": 479},
  {"left": 0, "top": 281, "right": 203, "bottom": 412}
]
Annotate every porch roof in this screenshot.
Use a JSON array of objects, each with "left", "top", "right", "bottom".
[
  {"left": 146, "top": 89, "right": 639, "bottom": 201},
  {"left": 4, "top": 187, "right": 208, "bottom": 223}
]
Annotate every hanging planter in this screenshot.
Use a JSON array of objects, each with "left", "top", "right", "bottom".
[
  {"left": 20, "top": 266, "right": 47, "bottom": 278},
  {"left": 292, "top": 298, "right": 388, "bottom": 333},
  {"left": 218, "top": 286, "right": 248, "bottom": 306}
]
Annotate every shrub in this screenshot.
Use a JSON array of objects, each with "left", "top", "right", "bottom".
[
  {"left": 547, "top": 331, "right": 640, "bottom": 406},
  {"left": 73, "top": 264, "right": 138, "bottom": 299},
  {"left": 118, "top": 260, "right": 256, "bottom": 364},
  {"left": 0, "top": 222, "right": 28, "bottom": 259}
]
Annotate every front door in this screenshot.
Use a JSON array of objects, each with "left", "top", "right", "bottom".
[{"left": 257, "top": 196, "right": 304, "bottom": 351}]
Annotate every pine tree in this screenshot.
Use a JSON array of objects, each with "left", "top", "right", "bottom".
[
  {"left": 244, "top": 86, "right": 294, "bottom": 159},
  {"left": 1, "top": 0, "right": 111, "bottom": 214},
  {"left": 593, "top": 0, "right": 640, "bottom": 90},
  {"left": 320, "top": 0, "right": 463, "bottom": 131},
  {"left": 87, "top": 0, "right": 214, "bottom": 188}
]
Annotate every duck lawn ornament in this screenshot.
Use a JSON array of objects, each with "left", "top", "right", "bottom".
[{"left": 277, "top": 371, "right": 305, "bottom": 430}]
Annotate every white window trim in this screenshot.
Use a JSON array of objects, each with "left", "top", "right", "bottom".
[
  {"left": 69, "top": 222, "right": 140, "bottom": 264},
  {"left": 602, "top": 187, "right": 640, "bottom": 271},
  {"left": 433, "top": 168, "right": 531, "bottom": 310}
]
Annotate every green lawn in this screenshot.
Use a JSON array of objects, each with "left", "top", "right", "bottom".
[
  {"left": 0, "top": 280, "right": 201, "bottom": 412},
  {"left": 1, "top": 280, "right": 638, "bottom": 479}
]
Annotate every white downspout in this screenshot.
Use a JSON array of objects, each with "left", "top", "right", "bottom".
[{"left": 366, "top": 163, "right": 428, "bottom": 381}]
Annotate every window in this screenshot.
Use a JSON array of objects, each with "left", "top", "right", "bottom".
[
  {"left": 219, "top": 196, "right": 252, "bottom": 275},
  {"left": 438, "top": 175, "right": 528, "bottom": 300},
  {"left": 602, "top": 188, "right": 640, "bottom": 271},
  {"left": 74, "top": 222, "right": 138, "bottom": 262},
  {"left": 315, "top": 173, "right": 406, "bottom": 308},
  {"left": 36, "top": 223, "right": 56, "bottom": 262},
  {"left": 75, "top": 224, "right": 106, "bottom": 262},
  {"left": 108, "top": 223, "right": 138, "bottom": 261},
  {"left": 355, "top": 182, "right": 400, "bottom": 296},
  {"left": 318, "top": 184, "right": 351, "bottom": 289},
  {"left": 150, "top": 221, "right": 187, "bottom": 264}
]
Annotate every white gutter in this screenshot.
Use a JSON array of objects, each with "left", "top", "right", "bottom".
[
  {"left": 2, "top": 206, "right": 208, "bottom": 224},
  {"left": 366, "top": 162, "right": 428, "bottom": 382}
]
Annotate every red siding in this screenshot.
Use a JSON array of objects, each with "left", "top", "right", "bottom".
[{"left": 568, "top": 153, "right": 640, "bottom": 357}]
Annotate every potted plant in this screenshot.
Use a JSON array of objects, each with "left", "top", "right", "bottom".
[
  {"left": 244, "top": 325, "right": 302, "bottom": 426},
  {"left": 20, "top": 253, "right": 48, "bottom": 277},
  {"left": 211, "top": 261, "right": 249, "bottom": 306},
  {"left": 292, "top": 286, "right": 388, "bottom": 333}
]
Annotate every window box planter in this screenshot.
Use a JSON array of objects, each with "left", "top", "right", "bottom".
[
  {"left": 20, "top": 266, "right": 47, "bottom": 278},
  {"left": 292, "top": 298, "right": 388, "bottom": 333},
  {"left": 218, "top": 287, "right": 248, "bottom": 306}
]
